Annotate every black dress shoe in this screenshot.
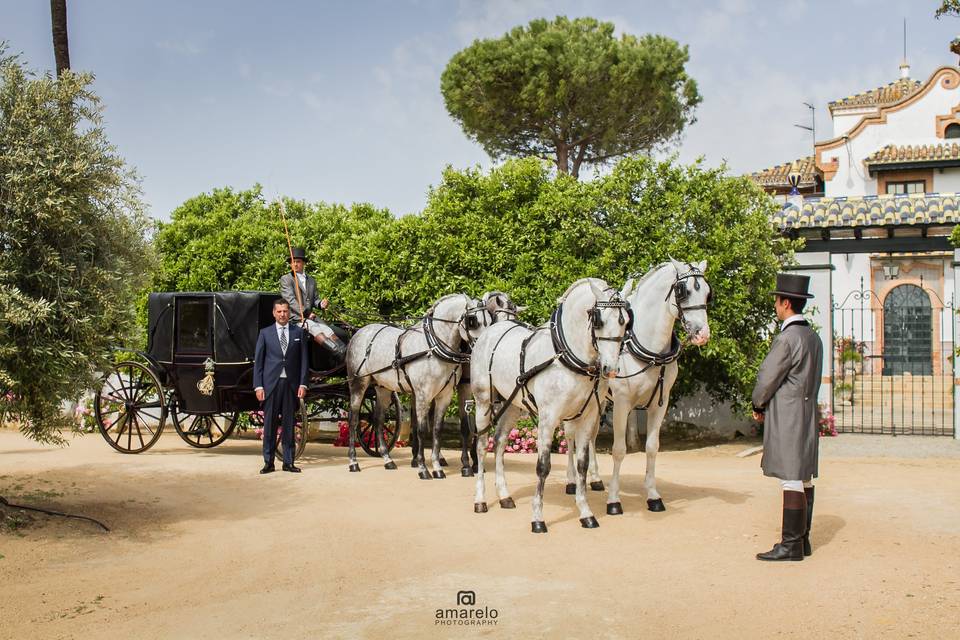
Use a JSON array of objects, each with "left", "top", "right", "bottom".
[
  {"left": 282, "top": 464, "right": 302, "bottom": 473},
  {"left": 260, "top": 463, "right": 275, "bottom": 474}
]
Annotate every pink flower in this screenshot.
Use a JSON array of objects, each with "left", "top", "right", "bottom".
[{"left": 509, "top": 428, "right": 520, "bottom": 439}]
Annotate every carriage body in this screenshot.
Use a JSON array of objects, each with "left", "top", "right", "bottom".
[{"left": 94, "top": 290, "right": 398, "bottom": 457}]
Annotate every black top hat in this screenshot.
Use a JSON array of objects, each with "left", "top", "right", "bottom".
[
  {"left": 289, "top": 247, "right": 307, "bottom": 262},
  {"left": 771, "top": 273, "right": 814, "bottom": 299}
]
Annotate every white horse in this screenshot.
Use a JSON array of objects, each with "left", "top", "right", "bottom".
[
  {"left": 566, "top": 260, "right": 712, "bottom": 515},
  {"left": 405, "top": 291, "right": 521, "bottom": 475},
  {"left": 346, "top": 293, "right": 492, "bottom": 478},
  {"left": 470, "top": 278, "right": 629, "bottom": 533}
]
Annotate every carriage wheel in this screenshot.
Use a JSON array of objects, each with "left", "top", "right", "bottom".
[
  {"left": 94, "top": 361, "right": 167, "bottom": 454},
  {"left": 358, "top": 391, "right": 401, "bottom": 457},
  {"left": 274, "top": 399, "right": 308, "bottom": 462},
  {"left": 170, "top": 398, "right": 239, "bottom": 448}
]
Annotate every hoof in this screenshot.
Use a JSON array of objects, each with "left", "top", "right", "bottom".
[
  {"left": 590, "top": 481, "right": 605, "bottom": 492},
  {"left": 580, "top": 516, "right": 600, "bottom": 529},
  {"left": 460, "top": 467, "right": 474, "bottom": 477},
  {"left": 384, "top": 461, "right": 397, "bottom": 470},
  {"left": 348, "top": 463, "right": 361, "bottom": 473},
  {"left": 499, "top": 497, "right": 516, "bottom": 509},
  {"left": 410, "top": 459, "right": 419, "bottom": 468},
  {"left": 606, "top": 502, "right": 623, "bottom": 515},
  {"left": 470, "top": 463, "right": 478, "bottom": 474},
  {"left": 418, "top": 470, "right": 432, "bottom": 480},
  {"left": 431, "top": 470, "right": 446, "bottom": 479},
  {"left": 474, "top": 502, "right": 488, "bottom": 513},
  {"left": 531, "top": 521, "right": 548, "bottom": 534},
  {"left": 565, "top": 483, "right": 576, "bottom": 495},
  {"left": 647, "top": 498, "right": 666, "bottom": 512},
  {"left": 439, "top": 457, "right": 449, "bottom": 467}
]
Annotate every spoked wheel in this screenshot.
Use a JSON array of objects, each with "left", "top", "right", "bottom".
[
  {"left": 358, "top": 391, "right": 401, "bottom": 457},
  {"left": 94, "top": 361, "right": 167, "bottom": 454},
  {"left": 170, "top": 398, "right": 239, "bottom": 448},
  {"left": 273, "top": 399, "right": 308, "bottom": 462}
]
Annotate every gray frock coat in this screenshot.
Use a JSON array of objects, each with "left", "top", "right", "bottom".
[
  {"left": 280, "top": 272, "right": 318, "bottom": 324},
  {"left": 751, "top": 320, "right": 824, "bottom": 481}
]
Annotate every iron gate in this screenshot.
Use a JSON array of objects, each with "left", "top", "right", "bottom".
[{"left": 831, "top": 278, "right": 956, "bottom": 436}]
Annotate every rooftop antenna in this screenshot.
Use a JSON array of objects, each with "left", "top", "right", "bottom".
[{"left": 900, "top": 18, "right": 911, "bottom": 79}]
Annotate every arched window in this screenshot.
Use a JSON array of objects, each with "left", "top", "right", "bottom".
[
  {"left": 945, "top": 123, "right": 960, "bottom": 139},
  {"left": 882, "top": 284, "right": 932, "bottom": 375}
]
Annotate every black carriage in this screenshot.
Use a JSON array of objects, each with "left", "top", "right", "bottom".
[{"left": 94, "top": 291, "right": 400, "bottom": 459}]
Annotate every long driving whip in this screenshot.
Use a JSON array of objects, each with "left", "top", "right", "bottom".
[{"left": 276, "top": 199, "right": 305, "bottom": 326}]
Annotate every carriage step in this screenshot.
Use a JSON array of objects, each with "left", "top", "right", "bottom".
[{"left": 647, "top": 498, "right": 666, "bottom": 512}]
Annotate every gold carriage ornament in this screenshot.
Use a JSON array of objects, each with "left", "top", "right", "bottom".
[{"left": 197, "top": 358, "right": 216, "bottom": 396}]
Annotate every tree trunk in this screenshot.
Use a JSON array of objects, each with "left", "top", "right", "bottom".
[
  {"left": 50, "top": 0, "right": 70, "bottom": 76},
  {"left": 570, "top": 143, "right": 588, "bottom": 180},
  {"left": 555, "top": 144, "right": 569, "bottom": 175}
]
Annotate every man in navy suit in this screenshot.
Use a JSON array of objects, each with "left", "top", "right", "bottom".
[{"left": 254, "top": 299, "right": 309, "bottom": 474}]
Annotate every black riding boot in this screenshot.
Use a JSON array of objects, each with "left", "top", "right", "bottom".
[
  {"left": 756, "top": 490, "right": 806, "bottom": 562},
  {"left": 803, "top": 486, "right": 814, "bottom": 557},
  {"left": 319, "top": 335, "right": 347, "bottom": 359}
]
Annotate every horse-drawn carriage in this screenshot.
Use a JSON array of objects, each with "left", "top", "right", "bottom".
[{"left": 93, "top": 291, "right": 400, "bottom": 458}]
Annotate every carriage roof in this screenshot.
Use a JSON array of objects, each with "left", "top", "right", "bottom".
[{"left": 146, "top": 291, "right": 281, "bottom": 364}]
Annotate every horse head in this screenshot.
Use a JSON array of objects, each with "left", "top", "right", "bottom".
[
  {"left": 482, "top": 290, "right": 524, "bottom": 323},
  {"left": 558, "top": 278, "right": 628, "bottom": 379},
  {"left": 668, "top": 258, "right": 712, "bottom": 346}
]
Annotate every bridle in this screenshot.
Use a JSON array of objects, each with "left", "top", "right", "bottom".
[
  {"left": 551, "top": 289, "right": 630, "bottom": 377},
  {"left": 423, "top": 299, "right": 492, "bottom": 364},
  {"left": 664, "top": 264, "right": 712, "bottom": 333}
]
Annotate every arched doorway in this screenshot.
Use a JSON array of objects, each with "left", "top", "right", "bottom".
[{"left": 882, "top": 284, "right": 932, "bottom": 375}]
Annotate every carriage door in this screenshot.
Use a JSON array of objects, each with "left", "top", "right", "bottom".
[
  {"left": 882, "top": 284, "right": 932, "bottom": 376},
  {"left": 174, "top": 296, "right": 218, "bottom": 413}
]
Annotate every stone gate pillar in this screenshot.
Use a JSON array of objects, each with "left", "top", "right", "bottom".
[{"left": 785, "top": 252, "right": 834, "bottom": 407}]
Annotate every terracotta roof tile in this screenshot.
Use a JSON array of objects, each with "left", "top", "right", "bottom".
[
  {"left": 828, "top": 78, "right": 922, "bottom": 113},
  {"left": 749, "top": 156, "right": 819, "bottom": 188},
  {"left": 865, "top": 143, "right": 960, "bottom": 166},
  {"left": 773, "top": 194, "right": 960, "bottom": 229}
]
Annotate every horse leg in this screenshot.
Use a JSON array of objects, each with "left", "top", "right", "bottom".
[
  {"left": 565, "top": 436, "right": 577, "bottom": 495},
  {"left": 606, "top": 398, "right": 630, "bottom": 515},
  {"left": 346, "top": 379, "right": 368, "bottom": 473},
  {"left": 414, "top": 394, "right": 432, "bottom": 480},
  {"left": 375, "top": 386, "right": 396, "bottom": 470},
  {"left": 644, "top": 400, "right": 669, "bottom": 512},
  {"left": 431, "top": 391, "right": 454, "bottom": 478},
  {"left": 472, "top": 392, "right": 492, "bottom": 513},
  {"left": 587, "top": 439, "right": 604, "bottom": 491},
  {"left": 531, "top": 413, "right": 558, "bottom": 533},
  {"left": 573, "top": 422, "right": 599, "bottom": 528},
  {"left": 457, "top": 382, "right": 475, "bottom": 477},
  {"left": 494, "top": 405, "right": 521, "bottom": 509},
  {"left": 409, "top": 401, "right": 419, "bottom": 468}
]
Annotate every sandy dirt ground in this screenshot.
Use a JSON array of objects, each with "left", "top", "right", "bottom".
[{"left": 2, "top": 428, "right": 959, "bottom": 640}]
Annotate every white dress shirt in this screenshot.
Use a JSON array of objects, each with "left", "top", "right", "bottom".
[{"left": 780, "top": 314, "right": 805, "bottom": 331}]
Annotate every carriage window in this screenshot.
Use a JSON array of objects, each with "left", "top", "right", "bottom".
[{"left": 177, "top": 300, "right": 212, "bottom": 353}]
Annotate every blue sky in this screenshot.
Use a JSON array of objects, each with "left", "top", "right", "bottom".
[{"left": 3, "top": 1, "right": 960, "bottom": 221}]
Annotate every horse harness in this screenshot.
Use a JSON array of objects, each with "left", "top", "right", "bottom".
[
  {"left": 484, "top": 291, "right": 630, "bottom": 431},
  {"left": 615, "top": 263, "right": 711, "bottom": 409},
  {"left": 351, "top": 302, "right": 491, "bottom": 395}
]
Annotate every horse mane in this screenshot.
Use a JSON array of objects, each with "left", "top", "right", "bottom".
[
  {"left": 427, "top": 293, "right": 468, "bottom": 315},
  {"left": 557, "top": 277, "right": 607, "bottom": 302},
  {"left": 623, "top": 263, "right": 672, "bottom": 299}
]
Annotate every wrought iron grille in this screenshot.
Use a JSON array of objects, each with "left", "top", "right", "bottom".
[{"left": 831, "top": 278, "right": 955, "bottom": 436}]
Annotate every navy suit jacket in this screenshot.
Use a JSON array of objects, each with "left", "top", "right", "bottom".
[{"left": 253, "top": 323, "right": 309, "bottom": 398}]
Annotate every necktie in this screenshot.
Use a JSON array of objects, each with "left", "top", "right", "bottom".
[{"left": 280, "top": 327, "right": 287, "bottom": 354}]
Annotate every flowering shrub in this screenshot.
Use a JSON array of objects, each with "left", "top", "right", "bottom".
[
  {"left": 333, "top": 419, "right": 381, "bottom": 449},
  {"left": 74, "top": 401, "right": 97, "bottom": 433},
  {"left": 484, "top": 418, "right": 569, "bottom": 454},
  {"left": 818, "top": 405, "right": 837, "bottom": 437},
  {"left": 1, "top": 391, "right": 21, "bottom": 426}
]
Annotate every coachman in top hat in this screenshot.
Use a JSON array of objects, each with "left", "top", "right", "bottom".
[
  {"left": 751, "top": 273, "right": 823, "bottom": 561},
  {"left": 280, "top": 247, "right": 347, "bottom": 359}
]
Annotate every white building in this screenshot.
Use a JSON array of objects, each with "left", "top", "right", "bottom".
[{"left": 750, "top": 61, "right": 960, "bottom": 438}]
